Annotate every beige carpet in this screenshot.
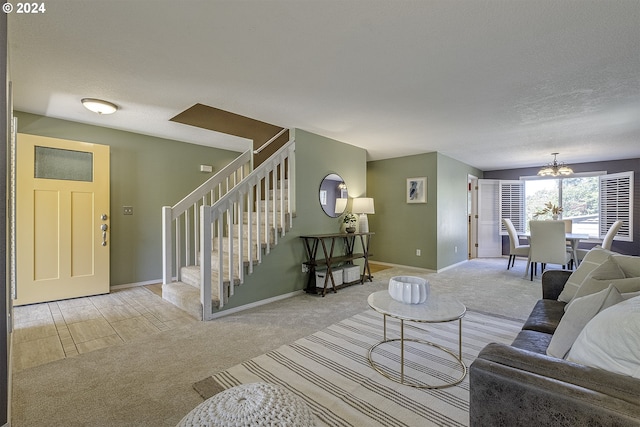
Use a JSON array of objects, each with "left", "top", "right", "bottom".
[{"left": 11, "top": 258, "right": 540, "bottom": 426}]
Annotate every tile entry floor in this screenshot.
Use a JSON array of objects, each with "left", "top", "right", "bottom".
[{"left": 11, "top": 285, "right": 198, "bottom": 372}]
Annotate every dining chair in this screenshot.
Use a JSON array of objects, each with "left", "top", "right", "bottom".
[
  {"left": 563, "top": 218, "right": 573, "bottom": 251},
  {"left": 576, "top": 220, "right": 623, "bottom": 263},
  {"left": 502, "top": 218, "right": 530, "bottom": 270},
  {"left": 528, "top": 220, "right": 573, "bottom": 280}
]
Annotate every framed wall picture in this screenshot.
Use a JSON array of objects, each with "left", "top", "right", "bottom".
[{"left": 406, "top": 177, "right": 427, "bottom": 203}]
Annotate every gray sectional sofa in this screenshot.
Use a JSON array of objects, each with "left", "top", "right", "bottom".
[{"left": 470, "top": 250, "right": 640, "bottom": 426}]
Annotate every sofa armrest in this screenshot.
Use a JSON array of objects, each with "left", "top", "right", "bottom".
[
  {"left": 470, "top": 343, "right": 640, "bottom": 426},
  {"left": 541, "top": 269, "right": 572, "bottom": 299}
]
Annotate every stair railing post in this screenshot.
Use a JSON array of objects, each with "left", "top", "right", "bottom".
[
  {"left": 237, "top": 188, "right": 245, "bottom": 285},
  {"left": 162, "top": 206, "right": 173, "bottom": 285},
  {"left": 200, "top": 205, "right": 212, "bottom": 319}
]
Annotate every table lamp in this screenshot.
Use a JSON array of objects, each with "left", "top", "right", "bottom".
[{"left": 352, "top": 197, "right": 375, "bottom": 232}]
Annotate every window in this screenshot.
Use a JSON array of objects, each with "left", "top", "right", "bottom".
[{"left": 499, "top": 171, "right": 633, "bottom": 241}]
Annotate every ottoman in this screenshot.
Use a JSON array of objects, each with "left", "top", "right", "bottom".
[{"left": 177, "top": 382, "right": 315, "bottom": 426}]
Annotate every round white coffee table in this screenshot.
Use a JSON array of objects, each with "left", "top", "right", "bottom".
[{"left": 367, "top": 290, "right": 467, "bottom": 389}]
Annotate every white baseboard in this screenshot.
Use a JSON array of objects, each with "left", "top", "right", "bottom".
[
  {"left": 206, "top": 290, "right": 306, "bottom": 320},
  {"left": 435, "top": 259, "right": 468, "bottom": 273},
  {"left": 370, "top": 259, "right": 469, "bottom": 273}
]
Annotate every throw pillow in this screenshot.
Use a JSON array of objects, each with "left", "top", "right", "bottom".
[
  {"left": 623, "top": 290, "right": 640, "bottom": 300},
  {"left": 569, "top": 256, "right": 625, "bottom": 302},
  {"left": 567, "top": 295, "right": 640, "bottom": 378},
  {"left": 547, "top": 284, "right": 623, "bottom": 359},
  {"left": 612, "top": 254, "right": 640, "bottom": 278},
  {"left": 558, "top": 246, "right": 616, "bottom": 303}
]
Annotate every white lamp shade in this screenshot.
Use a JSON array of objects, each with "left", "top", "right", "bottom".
[{"left": 352, "top": 197, "right": 375, "bottom": 214}]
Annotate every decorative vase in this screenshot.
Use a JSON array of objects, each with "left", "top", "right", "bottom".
[
  {"left": 388, "top": 276, "right": 429, "bottom": 304},
  {"left": 346, "top": 227, "right": 356, "bottom": 233},
  {"left": 552, "top": 214, "right": 559, "bottom": 220}
]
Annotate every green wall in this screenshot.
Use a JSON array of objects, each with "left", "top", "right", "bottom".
[
  {"left": 367, "top": 153, "right": 438, "bottom": 269},
  {"left": 16, "top": 112, "right": 242, "bottom": 286},
  {"left": 436, "top": 153, "right": 482, "bottom": 269},
  {"left": 218, "top": 129, "right": 368, "bottom": 309},
  {"left": 367, "top": 152, "right": 480, "bottom": 270}
]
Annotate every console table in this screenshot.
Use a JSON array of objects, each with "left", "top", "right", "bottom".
[{"left": 300, "top": 232, "right": 374, "bottom": 296}]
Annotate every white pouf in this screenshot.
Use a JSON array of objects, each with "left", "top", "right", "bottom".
[{"left": 177, "top": 382, "right": 315, "bottom": 427}]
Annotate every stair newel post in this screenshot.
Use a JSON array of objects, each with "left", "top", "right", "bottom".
[
  {"left": 175, "top": 218, "right": 181, "bottom": 281},
  {"left": 162, "top": 206, "right": 173, "bottom": 285},
  {"left": 216, "top": 206, "right": 224, "bottom": 307},
  {"left": 200, "top": 205, "right": 213, "bottom": 318}
]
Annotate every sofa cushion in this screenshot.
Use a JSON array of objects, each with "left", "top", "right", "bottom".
[
  {"left": 558, "top": 246, "right": 615, "bottom": 303},
  {"left": 612, "top": 253, "right": 640, "bottom": 278},
  {"left": 511, "top": 329, "right": 553, "bottom": 354},
  {"left": 567, "top": 296, "right": 640, "bottom": 378},
  {"left": 569, "top": 256, "right": 625, "bottom": 301},
  {"left": 522, "top": 299, "right": 566, "bottom": 334},
  {"left": 547, "top": 284, "right": 623, "bottom": 359}
]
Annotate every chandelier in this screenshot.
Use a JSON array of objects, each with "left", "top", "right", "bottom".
[{"left": 537, "top": 153, "right": 573, "bottom": 177}]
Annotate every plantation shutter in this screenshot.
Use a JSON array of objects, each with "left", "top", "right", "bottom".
[
  {"left": 599, "top": 171, "right": 633, "bottom": 242},
  {"left": 499, "top": 180, "right": 525, "bottom": 235}
]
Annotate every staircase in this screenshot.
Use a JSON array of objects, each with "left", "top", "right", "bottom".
[{"left": 161, "top": 139, "right": 295, "bottom": 320}]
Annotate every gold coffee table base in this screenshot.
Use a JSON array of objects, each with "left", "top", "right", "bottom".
[{"left": 368, "top": 314, "right": 467, "bottom": 389}]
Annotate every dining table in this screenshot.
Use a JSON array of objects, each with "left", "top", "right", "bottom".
[{"left": 519, "top": 232, "right": 590, "bottom": 278}]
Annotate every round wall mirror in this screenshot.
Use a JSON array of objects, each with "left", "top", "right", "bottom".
[{"left": 319, "top": 173, "right": 348, "bottom": 218}]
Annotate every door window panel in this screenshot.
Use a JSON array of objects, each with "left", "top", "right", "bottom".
[{"left": 35, "top": 146, "right": 93, "bottom": 182}]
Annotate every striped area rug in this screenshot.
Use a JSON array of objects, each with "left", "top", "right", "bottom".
[{"left": 202, "top": 309, "right": 522, "bottom": 427}]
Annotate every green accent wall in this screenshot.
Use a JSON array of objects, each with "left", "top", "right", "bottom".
[
  {"left": 367, "top": 152, "right": 481, "bottom": 270},
  {"left": 16, "top": 112, "right": 242, "bottom": 287}
]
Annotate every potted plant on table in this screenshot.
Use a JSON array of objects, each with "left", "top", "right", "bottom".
[
  {"left": 342, "top": 212, "right": 357, "bottom": 233},
  {"left": 534, "top": 202, "right": 563, "bottom": 220}
]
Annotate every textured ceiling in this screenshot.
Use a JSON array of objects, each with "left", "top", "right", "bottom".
[{"left": 7, "top": 0, "right": 640, "bottom": 171}]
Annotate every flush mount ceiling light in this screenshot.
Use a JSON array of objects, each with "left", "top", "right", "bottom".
[
  {"left": 538, "top": 152, "right": 573, "bottom": 177},
  {"left": 81, "top": 98, "right": 118, "bottom": 115}
]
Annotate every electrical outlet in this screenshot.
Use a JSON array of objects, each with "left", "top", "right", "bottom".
[
  {"left": 455, "top": 246, "right": 458, "bottom": 253},
  {"left": 302, "top": 264, "right": 309, "bottom": 273},
  {"left": 123, "top": 206, "right": 133, "bottom": 215},
  {"left": 416, "top": 249, "right": 421, "bottom": 256}
]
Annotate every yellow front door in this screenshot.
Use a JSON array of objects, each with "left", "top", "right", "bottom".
[{"left": 15, "top": 133, "right": 110, "bottom": 306}]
